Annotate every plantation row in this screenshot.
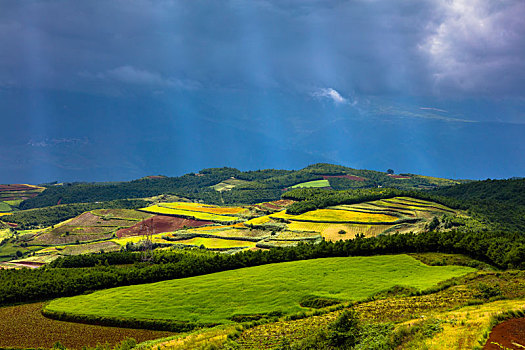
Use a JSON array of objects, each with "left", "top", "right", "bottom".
[{"left": 1, "top": 226, "right": 523, "bottom": 306}]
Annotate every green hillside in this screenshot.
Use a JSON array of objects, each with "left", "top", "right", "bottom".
[{"left": 44, "top": 255, "right": 475, "bottom": 325}]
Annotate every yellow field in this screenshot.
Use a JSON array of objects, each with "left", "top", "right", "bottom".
[
  {"left": 274, "top": 231, "right": 321, "bottom": 240},
  {"left": 139, "top": 205, "right": 239, "bottom": 223},
  {"left": 0, "top": 213, "right": 12, "bottom": 217},
  {"left": 159, "top": 202, "right": 246, "bottom": 215},
  {"left": 190, "top": 223, "right": 244, "bottom": 231},
  {"left": 0, "top": 229, "right": 13, "bottom": 240},
  {"left": 244, "top": 215, "right": 273, "bottom": 226},
  {"left": 383, "top": 197, "right": 454, "bottom": 210},
  {"left": 287, "top": 221, "right": 393, "bottom": 241},
  {"left": 273, "top": 209, "right": 399, "bottom": 223},
  {"left": 111, "top": 232, "right": 174, "bottom": 246},
  {"left": 410, "top": 299, "right": 525, "bottom": 349},
  {"left": 174, "top": 237, "right": 256, "bottom": 249},
  {"left": 372, "top": 197, "right": 454, "bottom": 213},
  {"left": 329, "top": 204, "right": 415, "bottom": 217}
]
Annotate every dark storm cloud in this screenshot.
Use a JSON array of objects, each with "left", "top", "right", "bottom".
[{"left": 1, "top": 0, "right": 524, "bottom": 98}]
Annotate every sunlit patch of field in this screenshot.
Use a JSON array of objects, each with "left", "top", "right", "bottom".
[
  {"left": 0, "top": 229, "right": 12, "bottom": 240},
  {"left": 244, "top": 215, "right": 273, "bottom": 226},
  {"left": 286, "top": 222, "right": 393, "bottom": 241},
  {"left": 111, "top": 232, "right": 174, "bottom": 246},
  {"left": 174, "top": 237, "right": 257, "bottom": 249},
  {"left": 290, "top": 179, "right": 330, "bottom": 189},
  {"left": 159, "top": 202, "right": 246, "bottom": 215},
  {"left": 272, "top": 209, "right": 400, "bottom": 223},
  {"left": 0, "top": 213, "right": 12, "bottom": 217},
  {"left": 139, "top": 205, "right": 240, "bottom": 223},
  {"left": 369, "top": 197, "right": 456, "bottom": 213}
]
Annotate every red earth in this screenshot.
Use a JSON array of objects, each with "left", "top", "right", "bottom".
[
  {"left": 322, "top": 175, "right": 366, "bottom": 181},
  {"left": 484, "top": 318, "right": 525, "bottom": 349},
  {"left": 116, "top": 215, "right": 214, "bottom": 237},
  {"left": 0, "top": 184, "right": 36, "bottom": 191}
]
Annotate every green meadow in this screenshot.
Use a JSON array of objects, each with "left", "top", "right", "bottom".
[
  {"left": 45, "top": 254, "right": 475, "bottom": 324},
  {"left": 290, "top": 179, "right": 330, "bottom": 188}
]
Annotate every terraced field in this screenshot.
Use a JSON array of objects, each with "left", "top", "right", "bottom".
[
  {"left": 171, "top": 237, "right": 257, "bottom": 249},
  {"left": 44, "top": 255, "right": 475, "bottom": 325},
  {"left": 271, "top": 209, "right": 401, "bottom": 223},
  {"left": 139, "top": 205, "right": 240, "bottom": 223},
  {"left": 159, "top": 202, "right": 246, "bottom": 215}
]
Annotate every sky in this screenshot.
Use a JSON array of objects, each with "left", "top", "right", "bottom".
[{"left": 1, "top": 0, "right": 524, "bottom": 184}]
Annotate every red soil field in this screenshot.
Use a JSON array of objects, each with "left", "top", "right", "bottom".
[
  {"left": 0, "top": 302, "right": 174, "bottom": 349},
  {"left": 116, "top": 215, "right": 213, "bottom": 237},
  {"left": 322, "top": 175, "right": 366, "bottom": 181},
  {"left": 484, "top": 318, "right": 525, "bottom": 349},
  {"left": 271, "top": 199, "right": 295, "bottom": 207},
  {"left": 0, "top": 184, "right": 37, "bottom": 191}
]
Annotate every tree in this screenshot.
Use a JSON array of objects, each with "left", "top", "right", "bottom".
[{"left": 387, "top": 169, "right": 394, "bottom": 174}]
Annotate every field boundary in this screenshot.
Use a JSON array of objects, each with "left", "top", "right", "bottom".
[{"left": 41, "top": 307, "right": 217, "bottom": 333}]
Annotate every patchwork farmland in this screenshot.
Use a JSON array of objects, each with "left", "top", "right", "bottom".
[{"left": 1, "top": 195, "right": 464, "bottom": 264}]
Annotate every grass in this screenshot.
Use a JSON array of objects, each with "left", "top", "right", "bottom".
[
  {"left": 0, "top": 229, "right": 12, "bottom": 240},
  {"left": 411, "top": 299, "right": 525, "bottom": 350},
  {"left": 0, "top": 202, "right": 12, "bottom": 212},
  {"left": 3, "top": 199, "right": 23, "bottom": 207},
  {"left": 45, "top": 254, "right": 475, "bottom": 325},
  {"left": 290, "top": 179, "right": 330, "bottom": 189},
  {"left": 139, "top": 205, "right": 239, "bottom": 223}
]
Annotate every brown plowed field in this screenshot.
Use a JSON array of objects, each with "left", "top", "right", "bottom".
[
  {"left": 484, "top": 318, "right": 525, "bottom": 349},
  {"left": 116, "top": 215, "right": 213, "bottom": 237},
  {"left": 0, "top": 302, "right": 174, "bottom": 349},
  {"left": 63, "top": 212, "right": 137, "bottom": 227}
]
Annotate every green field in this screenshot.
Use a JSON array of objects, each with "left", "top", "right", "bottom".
[
  {"left": 290, "top": 179, "right": 330, "bottom": 189},
  {"left": 0, "top": 202, "right": 12, "bottom": 213},
  {"left": 45, "top": 255, "right": 475, "bottom": 324}
]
